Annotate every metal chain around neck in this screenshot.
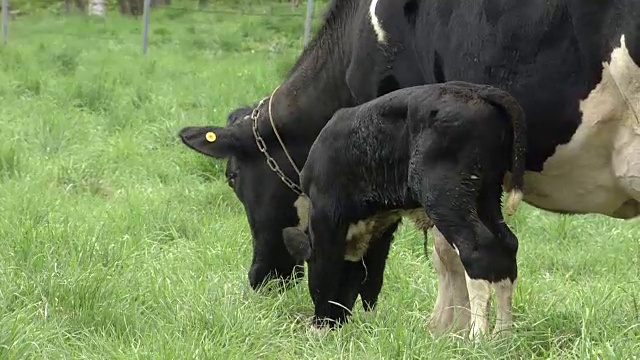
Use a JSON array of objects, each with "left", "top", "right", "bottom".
[{"left": 251, "top": 93, "right": 303, "bottom": 195}]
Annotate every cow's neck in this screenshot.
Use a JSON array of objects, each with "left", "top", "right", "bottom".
[
  {"left": 275, "top": 61, "right": 355, "bottom": 141},
  {"left": 260, "top": 1, "right": 358, "bottom": 147}
]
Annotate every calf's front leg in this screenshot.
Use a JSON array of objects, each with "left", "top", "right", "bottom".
[
  {"left": 358, "top": 221, "right": 400, "bottom": 312},
  {"left": 307, "top": 204, "right": 350, "bottom": 327}
]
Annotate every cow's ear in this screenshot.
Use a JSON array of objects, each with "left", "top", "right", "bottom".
[
  {"left": 283, "top": 227, "right": 311, "bottom": 261},
  {"left": 178, "top": 124, "right": 250, "bottom": 159}
]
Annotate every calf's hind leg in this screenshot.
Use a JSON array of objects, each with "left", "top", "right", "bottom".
[
  {"left": 475, "top": 184, "right": 519, "bottom": 338},
  {"left": 433, "top": 222, "right": 517, "bottom": 340},
  {"left": 421, "top": 188, "right": 518, "bottom": 340}
]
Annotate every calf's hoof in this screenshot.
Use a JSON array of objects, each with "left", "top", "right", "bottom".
[{"left": 311, "top": 316, "right": 341, "bottom": 330}]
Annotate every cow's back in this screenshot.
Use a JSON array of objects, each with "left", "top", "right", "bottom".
[{"left": 363, "top": 0, "right": 640, "bottom": 218}]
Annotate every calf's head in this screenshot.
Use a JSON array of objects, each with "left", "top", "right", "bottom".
[{"left": 179, "top": 104, "right": 305, "bottom": 291}]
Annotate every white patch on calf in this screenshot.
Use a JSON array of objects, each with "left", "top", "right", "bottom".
[
  {"left": 492, "top": 278, "right": 516, "bottom": 337},
  {"left": 293, "top": 194, "right": 310, "bottom": 231},
  {"left": 369, "top": 0, "right": 388, "bottom": 44},
  {"left": 344, "top": 211, "right": 401, "bottom": 261},
  {"left": 344, "top": 209, "right": 431, "bottom": 261},
  {"left": 464, "top": 273, "right": 492, "bottom": 341},
  {"left": 405, "top": 209, "right": 433, "bottom": 231},
  {"left": 522, "top": 34, "right": 640, "bottom": 218}
]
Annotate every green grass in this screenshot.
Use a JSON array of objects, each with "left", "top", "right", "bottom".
[{"left": 1, "top": 4, "right": 640, "bottom": 359}]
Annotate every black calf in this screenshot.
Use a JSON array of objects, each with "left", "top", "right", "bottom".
[{"left": 282, "top": 81, "right": 526, "bottom": 339}]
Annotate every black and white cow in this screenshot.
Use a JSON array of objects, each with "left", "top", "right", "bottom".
[
  {"left": 179, "top": 0, "right": 640, "bottom": 337},
  {"left": 276, "top": 82, "right": 527, "bottom": 337}
]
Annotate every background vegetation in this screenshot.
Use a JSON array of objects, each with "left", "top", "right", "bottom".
[
  {"left": 5, "top": 0, "right": 303, "bottom": 15},
  {"left": 1, "top": 2, "right": 639, "bottom": 359}
]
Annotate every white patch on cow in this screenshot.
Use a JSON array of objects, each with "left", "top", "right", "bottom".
[
  {"left": 492, "top": 278, "right": 516, "bottom": 337},
  {"left": 464, "top": 273, "right": 492, "bottom": 341},
  {"left": 369, "top": 0, "right": 387, "bottom": 44},
  {"left": 521, "top": 33, "right": 640, "bottom": 218}
]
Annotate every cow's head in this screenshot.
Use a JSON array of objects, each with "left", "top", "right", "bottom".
[{"left": 179, "top": 101, "right": 307, "bottom": 291}]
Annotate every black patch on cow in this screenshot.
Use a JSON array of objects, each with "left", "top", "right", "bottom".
[
  {"left": 433, "top": 51, "right": 445, "bottom": 83},
  {"left": 404, "top": 0, "right": 419, "bottom": 28},
  {"left": 434, "top": 1, "right": 454, "bottom": 25},
  {"left": 377, "top": 75, "right": 401, "bottom": 96},
  {"left": 628, "top": 31, "right": 640, "bottom": 66},
  {"left": 484, "top": 0, "right": 503, "bottom": 27}
]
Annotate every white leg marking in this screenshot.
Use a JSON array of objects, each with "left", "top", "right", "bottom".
[
  {"left": 492, "top": 278, "right": 516, "bottom": 337},
  {"left": 369, "top": 0, "right": 387, "bottom": 44},
  {"left": 429, "top": 227, "right": 470, "bottom": 336},
  {"left": 464, "top": 273, "right": 492, "bottom": 341}
]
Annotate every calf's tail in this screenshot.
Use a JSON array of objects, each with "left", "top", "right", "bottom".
[{"left": 478, "top": 86, "right": 527, "bottom": 216}]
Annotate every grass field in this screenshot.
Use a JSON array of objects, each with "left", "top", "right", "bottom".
[{"left": 1, "top": 4, "right": 640, "bottom": 359}]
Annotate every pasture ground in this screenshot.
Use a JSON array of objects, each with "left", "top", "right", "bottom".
[{"left": 1, "top": 4, "right": 639, "bottom": 359}]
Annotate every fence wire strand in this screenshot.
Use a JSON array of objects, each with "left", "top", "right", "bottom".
[
  {"left": 162, "top": 6, "right": 311, "bottom": 17},
  {"left": 1, "top": 1, "right": 319, "bottom": 52}
]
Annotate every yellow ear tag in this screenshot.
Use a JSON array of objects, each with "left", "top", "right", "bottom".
[{"left": 205, "top": 132, "right": 217, "bottom": 142}]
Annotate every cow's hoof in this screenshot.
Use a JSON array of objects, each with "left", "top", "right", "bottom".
[
  {"left": 468, "top": 321, "right": 490, "bottom": 342},
  {"left": 491, "top": 324, "right": 513, "bottom": 339}
]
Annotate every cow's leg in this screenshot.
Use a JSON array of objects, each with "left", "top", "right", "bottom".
[
  {"left": 423, "top": 230, "right": 430, "bottom": 258},
  {"left": 307, "top": 202, "right": 350, "bottom": 327},
  {"left": 358, "top": 220, "right": 401, "bottom": 312},
  {"left": 429, "top": 227, "right": 470, "bottom": 336}
]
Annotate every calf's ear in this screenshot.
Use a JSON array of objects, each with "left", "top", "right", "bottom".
[
  {"left": 283, "top": 227, "right": 312, "bottom": 262},
  {"left": 178, "top": 125, "right": 248, "bottom": 159}
]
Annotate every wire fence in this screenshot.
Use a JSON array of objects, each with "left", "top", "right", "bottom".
[{"left": 0, "top": 0, "right": 317, "bottom": 52}]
